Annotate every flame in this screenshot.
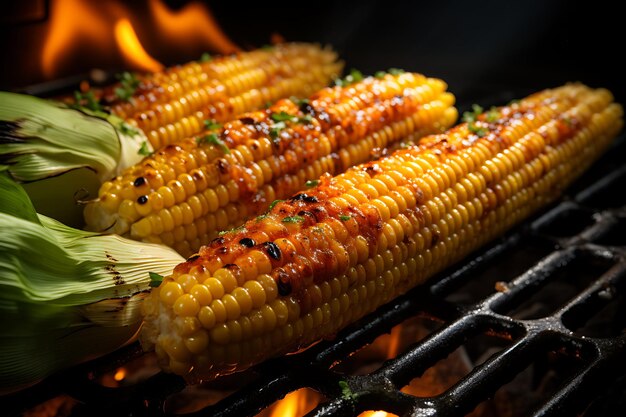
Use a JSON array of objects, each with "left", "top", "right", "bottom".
[
  {"left": 113, "top": 368, "right": 127, "bottom": 382},
  {"left": 41, "top": 0, "right": 239, "bottom": 79},
  {"left": 148, "top": 0, "right": 239, "bottom": 54},
  {"left": 115, "top": 18, "right": 164, "bottom": 72},
  {"left": 42, "top": 0, "right": 112, "bottom": 78},
  {"left": 386, "top": 324, "right": 403, "bottom": 359},
  {"left": 359, "top": 412, "right": 398, "bottom": 417},
  {"left": 264, "top": 388, "right": 321, "bottom": 417}
]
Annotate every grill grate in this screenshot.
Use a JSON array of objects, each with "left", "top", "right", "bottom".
[{"left": 3, "top": 131, "right": 626, "bottom": 417}]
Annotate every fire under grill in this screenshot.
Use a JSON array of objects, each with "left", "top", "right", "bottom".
[{"left": 3, "top": 118, "right": 626, "bottom": 417}]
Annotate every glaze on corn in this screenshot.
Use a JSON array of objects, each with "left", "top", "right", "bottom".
[
  {"left": 105, "top": 43, "right": 342, "bottom": 148},
  {"left": 85, "top": 72, "right": 457, "bottom": 256},
  {"left": 140, "top": 83, "right": 623, "bottom": 380}
]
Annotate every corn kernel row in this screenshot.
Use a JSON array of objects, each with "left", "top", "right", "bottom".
[
  {"left": 105, "top": 43, "right": 342, "bottom": 148},
  {"left": 140, "top": 83, "right": 623, "bottom": 380},
  {"left": 85, "top": 72, "right": 457, "bottom": 256}
]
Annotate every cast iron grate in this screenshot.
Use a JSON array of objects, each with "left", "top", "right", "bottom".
[{"left": 3, "top": 129, "right": 625, "bottom": 417}]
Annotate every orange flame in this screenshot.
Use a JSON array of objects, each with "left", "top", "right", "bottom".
[
  {"left": 42, "top": 0, "right": 113, "bottom": 78},
  {"left": 115, "top": 18, "right": 164, "bottom": 72},
  {"left": 113, "top": 368, "right": 127, "bottom": 382},
  {"left": 263, "top": 388, "right": 321, "bottom": 417},
  {"left": 148, "top": 0, "right": 239, "bottom": 54},
  {"left": 41, "top": 0, "right": 238, "bottom": 79},
  {"left": 359, "top": 412, "right": 398, "bottom": 417}
]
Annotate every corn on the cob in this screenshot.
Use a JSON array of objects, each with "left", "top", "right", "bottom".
[
  {"left": 104, "top": 43, "right": 343, "bottom": 149},
  {"left": 140, "top": 83, "right": 623, "bottom": 380},
  {"left": 85, "top": 72, "right": 457, "bottom": 256}
]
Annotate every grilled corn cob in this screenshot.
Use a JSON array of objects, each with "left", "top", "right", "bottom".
[
  {"left": 140, "top": 83, "right": 623, "bottom": 380},
  {"left": 105, "top": 43, "right": 343, "bottom": 149},
  {"left": 85, "top": 72, "right": 457, "bottom": 256}
]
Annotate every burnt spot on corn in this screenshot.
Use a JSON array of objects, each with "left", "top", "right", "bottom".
[
  {"left": 133, "top": 177, "right": 146, "bottom": 187},
  {"left": 239, "top": 117, "right": 256, "bottom": 125},
  {"left": 290, "top": 193, "right": 318, "bottom": 203},
  {"left": 186, "top": 255, "right": 200, "bottom": 263},
  {"left": 137, "top": 195, "right": 148, "bottom": 205},
  {"left": 277, "top": 277, "right": 292, "bottom": 296},
  {"left": 264, "top": 241, "right": 282, "bottom": 260},
  {"left": 239, "top": 237, "right": 256, "bottom": 247}
]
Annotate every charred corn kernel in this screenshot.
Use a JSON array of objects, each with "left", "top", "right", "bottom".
[
  {"left": 103, "top": 43, "right": 343, "bottom": 148},
  {"left": 87, "top": 72, "right": 457, "bottom": 256},
  {"left": 141, "top": 83, "right": 623, "bottom": 381}
]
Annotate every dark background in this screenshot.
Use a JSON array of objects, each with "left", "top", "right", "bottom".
[
  {"left": 210, "top": 0, "right": 625, "bottom": 107},
  {"left": 1, "top": 0, "right": 624, "bottom": 107}
]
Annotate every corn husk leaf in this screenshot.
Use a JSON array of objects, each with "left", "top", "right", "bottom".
[
  {"left": 0, "top": 91, "right": 150, "bottom": 227},
  {"left": 0, "top": 173, "right": 182, "bottom": 393}
]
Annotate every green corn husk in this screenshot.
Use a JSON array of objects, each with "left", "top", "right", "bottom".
[
  {"left": 0, "top": 173, "right": 182, "bottom": 393},
  {"left": 0, "top": 91, "right": 151, "bottom": 227}
]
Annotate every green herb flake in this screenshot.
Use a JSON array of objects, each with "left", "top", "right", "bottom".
[
  {"left": 138, "top": 141, "right": 152, "bottom": 156},
  {"left": 282, "top": 215, "right": 305, "bottom": 224},
  {"left": 298, "top": 114, "right": 313, "bottom": 124},
  {"left": 72, "top": 90, "right": 103, "bottom": 112},
  {"left": 149, "top": 272, "right": 164, "bottom": 288},
  {"left": 197, "top": 133, "right": 230, "bottom": 154},
  {"left": 468, "top": 123, "right": 488, "bottom": 138},
  {"left": 486, "top": 107, "right": 500, "bottom": 123},
  {"left": 290, "top": 96, "right": 310, "bottom": 106},
  {"left": 119, "top": 122, "right": 140, "bottom": 136},
  {"left": 271, "top": 111, "right": 297, "bottom": 122},
  {"left": 339, "top": 215, "right": 351, "bottom": 221},
  {"left": 204, "top": 119, "right": 222, "bottom": 130},
  {"left": 334, "top": 68, "right": 364, "bottom": 87},
  {"left": 270, "top": 121, "right": 287, "bottom": 139},
  {"left": 339, "top": 381, "right": 356, "bottom": 401},
  {"left": 462, "top": 104, "right": 484, "bottom": 123},
  {"left": 562, "top": 117, "right": 573, "bottom": 127},
  {"left": 261, "top": 44, "right": 274, "bottom": 51},
  {"left": 114, "top": 72, "right": 140, "bottom": 102},
  {"left": 199, "top": 52, "right": 212, "bottom": 62},
  {"left": 305, "top": 179, "right": 319, "bottom": 188},
  {"left": 218, "top": 225, "right": 245, "bottom": 236},
  {"left": 374, "top": 70, "right": 387, "bottom": 79},
  {"left": 255, "top": 214, "right": 268, "bottom": 222},
  {"left": 268, "top": 200, "right": 284, "bottom": 210},
  {"left": 388, "top": 67, "right": 405, "bottom": 75}
]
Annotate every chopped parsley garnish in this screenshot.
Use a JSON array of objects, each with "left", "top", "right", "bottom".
[
  {"left": 137, "top": 141, "right": 152, "bottom": 156},
  {"left": 271, "top": 111, "right": 298, "bottom": 122},
  {"left": 268, "top": 200, "right": 284, "bottom": 210},
  {"left": 298, "top": 114, "right": 313, "bottom": 124},
  {"left": 270, "top": 121, "right": 287, "bottom": 140},
  {"left": 462, "top": 104, "right": 484, "bottom": 123},
  {"left": 374, "top": 71, "right": 387, "bottom": 79},
  {"left": 388, "top": 68, "right": 405, "bottom": 75},
  {"left": 290, "top": 96, "right": 310, "bottom": 106},
  {"left": 339, "top": 215, "right": 351, "bottom": 221},
  {"left": 486, "top": 107, "right": 500, "bottom": 123},
  {"left": 197, "top": 133, "right": 230, "bottom": 154},
  {"left": 204, "top": 119, "right": 222, "bottom": 130},
  {"left": 149, "top": 272, "right": 164, "bottom": 288},
  {"left": 218, "top": 225, "right": 245, "bottom": 236},
  {"left": 468, "top": 123, "right": 488, "bottom": 137},
  {"left": 199, "top": 52, "right": 212, "bottom": 62},
  {"left": 261, "top": 44, "right": 274, "bottom": 51},
  {"left": 282, "top": 215, "right": 305, "bottom": 223},
  {"left": 119, "top": 122, "right": 140, "bottom": 136},
  {"left": 114, "top": 71, "right": 140, "bottom": 102},
  {"left": 305, "top": 179, "right": 319, "bottom": 188},
  {"left": 71, "top": 90, "right": 103, "bottom": 112},
  {"left": 334, "top": 68, "right": 364, "bottom": 87},
  {"left": 339, "top": 381, "right": 356, "bottom": 401}
]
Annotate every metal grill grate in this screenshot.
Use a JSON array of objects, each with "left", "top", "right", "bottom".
[{"left": 3, "top": 128, "right": 625, "bottom": 417}]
